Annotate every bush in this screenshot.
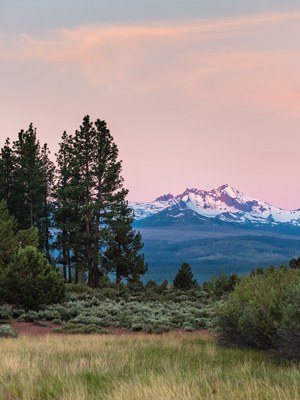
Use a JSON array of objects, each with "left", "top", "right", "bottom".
[
  {"left": 0, "top": 246, "right": 65, "bottom": 310},
  {"left": 53, "top": 323, "right": 110, "bottom": 335},
  {"left": 0, "top": 324, "right": 17, "bottom": 338},
  {"left": 218, "top": 268, "right": 300, "bottom": 360},
  {"left": 203, "top": 273, "right": 240, "bottom": 299}
]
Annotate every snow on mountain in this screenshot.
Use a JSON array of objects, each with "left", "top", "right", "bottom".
[{"left": 130, "top": 184, "right": 300, "bottom": 226}]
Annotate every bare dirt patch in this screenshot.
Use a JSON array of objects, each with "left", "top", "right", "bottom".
[
  {"left": 9, "top": 321, "right": 214, "bottom": 338},
  {"left": 11, "top": 322, "right": 58, "bottom": 336}
]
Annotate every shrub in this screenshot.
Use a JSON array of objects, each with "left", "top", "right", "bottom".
[
  {"left": 218, "top": 268, "right": 300, "bottom": 359},
  {"left": 0, "top": 324, "right": 17, "bottom": 338},
  {"left": 0, "top": 305, "right": 13, "bottom": 320},
  {"left": 0, "top": 246, "right": 65, "bottom": 310},
  {"left": 144, "top": 324, "right": 170, "bottom": 334},
  {"left": 203, "top": 273, "right": 240, "bottom": 299},
  {"left": 51, "top": 318, "right": 63, "bottom": 325},
  {"left": 53, "top": 323, "right": 110, "bottom": 335}
]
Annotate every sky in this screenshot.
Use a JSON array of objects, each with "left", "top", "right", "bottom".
[{"left": 1, "top": 1, "right": 300, "bottom": 209}]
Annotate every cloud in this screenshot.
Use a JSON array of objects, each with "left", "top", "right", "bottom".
[
  {"left": 1, "top": 10, "right": 300, "bottom": 207},
  {"left": 1, "top": 10, "right": 299, "bottom": 118}
]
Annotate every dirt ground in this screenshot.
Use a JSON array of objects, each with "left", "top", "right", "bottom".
[{"left": 9, "top": 321, "right": 213, "bottom": 337}]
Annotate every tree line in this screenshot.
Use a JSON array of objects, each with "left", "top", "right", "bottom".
[{"left": 0, "top": 116, "right": 147, "bottom": 288}]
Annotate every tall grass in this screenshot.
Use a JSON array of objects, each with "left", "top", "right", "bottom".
[{"left": 0, "top": 334, "right": 299, "bottom": 400}]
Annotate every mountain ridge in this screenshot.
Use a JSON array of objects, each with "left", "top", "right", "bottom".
[{"left": 130, "top": 184, "right": 300, "bottom": 227}]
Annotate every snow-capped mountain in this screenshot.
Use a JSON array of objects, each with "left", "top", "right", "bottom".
[{"left": 130, "top": 184, "right": 300, "bottom": 227}]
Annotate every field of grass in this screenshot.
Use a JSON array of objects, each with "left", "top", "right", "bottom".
[{"left": 0, "top": 334, "right": 299, "bottom": 400}]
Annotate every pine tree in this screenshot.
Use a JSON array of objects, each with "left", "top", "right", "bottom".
[
  {"left": 89, "top": 118, "right": 128, "bottom": 287},
  {"left": 0, "top": 246, "right": 65, "bottom": 310},
  {"left": 0, "top": 125, "right": 56, "bottom": 260},
  {"left": 54, "top": 116, "right": 147, "bottom": 288},
  {"left": 12, "top": 124, "right": 44, "bottom": 229},
  {"left": 173, "top": 263, "right": 196, "bottom": 290},
  {"left": 0, "top": 200, "right": 17, "bottom": 269},
  {"left": 104, "top": 201, "right": 147, "bottom": 288},
  {"left": 39, "top": 143, "right": 55, "bottom": 261},
  {"left": 55, "top": 131, "right": 79, "bottom": 282},
  {"left": 0, "top": 139, "right": 16, "bottom": 214}
]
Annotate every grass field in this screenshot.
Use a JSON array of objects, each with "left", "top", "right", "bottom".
[{"left": 0, "top": 334, "right": 299, "bottom": 400}]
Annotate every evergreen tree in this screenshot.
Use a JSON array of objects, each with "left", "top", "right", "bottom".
[
  {"left": 16, "top": 227, "right": 39, "bottom": 249},
  {"left": 12, "top": 124, "right": 44, "bottom": 229},
  {"left": 73, "top": 116, "right": 97, "bottom": 285},
  {"left": 0, "top": 125, "right": 56, "bottom": 259},
  {"left": 0, "top": 200, "right": 17, "bottom": 269},
  {"left": 89, "top": 118, "right": 128, "bottom": 287},
  {"left": 0, "top": 139, "right": 16, "bottom": 214},
  {"left": 39, "top": 143, "right": 55, "bottom": 261},
  {"left": 173, "top": 263, "right": 196, "bottom": 290},
  {"left": 104, "top": 201, "right": 147, "bottom": 288},
  {"left": 0, "top": 246, "right": 65, "bottom": 310},
  {"left": 55, "top": 131, "right": 80, "bottom": 282},
  {"left": 54, "top": 116, "right": 147, "bottom": 288}
]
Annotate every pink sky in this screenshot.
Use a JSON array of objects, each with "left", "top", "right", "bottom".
[{"left": 1, "top": 11, "right": 300, "bottom": 209}]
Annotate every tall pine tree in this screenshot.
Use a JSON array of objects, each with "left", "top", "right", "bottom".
[
  {"left": 104, "top": 201, "right": 147, "bottom": 289},
  {"left": 0, "top": 125, "right": 55, "bottom": 256},
  {"left": 55, "top": 116, "right": 147, "bottom": 288}
]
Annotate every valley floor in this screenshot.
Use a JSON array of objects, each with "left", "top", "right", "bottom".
[{"left": 0, "top": 333, "right": 299, "bottom": 400}]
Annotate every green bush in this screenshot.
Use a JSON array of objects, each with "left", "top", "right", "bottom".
[
  {"left": 0, "top": 324, "right": 17, "bottom": 338},
  {"left": 53, "top": 323, "right": 110, "bottom": 335},
  {"left": 0, "top": 246, "right": 65, "bottom": 310},
  {"left": 203, "top": 273, "right": 240, "bottom": 299},
  {"left": 218, "top": 268, "right": 300, "bottom": 360}
]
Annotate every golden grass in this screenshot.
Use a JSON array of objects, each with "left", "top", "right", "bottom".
[{"left": 0, "top": 333, "right": 299, "bottom": 400}]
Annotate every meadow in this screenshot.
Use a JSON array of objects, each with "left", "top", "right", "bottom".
[{"left": 0, "top": 333, "right": 299, "bottom": 400}]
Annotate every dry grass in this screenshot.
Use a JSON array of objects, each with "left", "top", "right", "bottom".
[{"left": 0, "top": 333, "right": 299, "bottom": 400}]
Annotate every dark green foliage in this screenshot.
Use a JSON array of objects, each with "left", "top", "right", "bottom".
[
  {"left": 173, "top": 263, "right": 196, "bottom": 290},
  {"left": 0, "top": 117, "right": 144, "bottom": 291},
  {"left": 0, "top": 324, "right": 17, "bottom": 338},
  {"left": 15, "top": 227, "right": 39, "bottom": 249},
  {"left": 289, "top": 257, "right": 300, "bottom": 269},
  {"left": 54, "top": 116, "right": 146, "bottom": 287},
  {"left": 11, "top": 125, "right": 44, "bottom": 229},
  {"left": 0, "top": 200, "right": 17, "bottom": 269},
  {"left": 0, "top": 126, "right": 55, "bottom": 255},
  {"left": 104, "top": 201, "right": 147, "bottom": 288},
  {"left": 203, "top": 273, "right": 240, "bottom": 298},
  {"left": 218, "top": 267, "right": 300, "bottom": 360},
  {"left": 0, "top": 246, "right": 65, "bottom": 310},
  {"left": 0, "top": 139, "right": 15, "bottom": 211}
]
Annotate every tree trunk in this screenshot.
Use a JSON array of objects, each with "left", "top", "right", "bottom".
[
  {"left": 62, "top": 230, "right": 67, "bottom": 282},
  {"left": 116, "top": 275, "right": 121, "bottom": 291},
  {"left": 67, "top": 247, "right": 72, "bottom": 283},
  {"left": 75, "top": 269, "right": 79, "bottom": 284},
  {"left": 88, "top": 271, "right": 93, "bottom": 288},
  {"left": 30, "top": 202, "right": 33, "bottom": 228}
]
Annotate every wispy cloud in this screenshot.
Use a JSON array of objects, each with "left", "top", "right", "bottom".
[
  {"left": 1, "top": 10, "right": 300, "bottom": 111},
  {"left": 1, "top": 11, "right": 300, "bottom": 207}
]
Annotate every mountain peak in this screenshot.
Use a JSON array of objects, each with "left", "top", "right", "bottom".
[
  {"left": 130, "top": 184, "right": 300, "bottom": 226},
  {"left": 215, "top": 184, "right": 239, "bottom": 199},
  {"left": 155, "top": 193, "right": 174, "bottom": 202}
]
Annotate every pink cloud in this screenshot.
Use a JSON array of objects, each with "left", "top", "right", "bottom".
[{"left": 1, "top": 11, "right": 300, "bottom": 208}]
